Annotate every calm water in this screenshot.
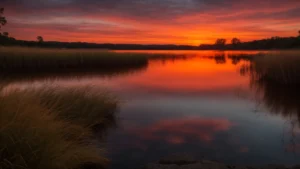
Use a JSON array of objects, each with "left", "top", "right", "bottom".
[{"left": 3, "top": 50, "right": 300, "bottom": 168}]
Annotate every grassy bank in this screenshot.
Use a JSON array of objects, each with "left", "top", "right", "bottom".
[
  {"left": 0, "top": 47, "right": 149, "bottom": 73},
  {"left": 0, "top": 87, "right": 118, "bottom": 169},
  {"left": 239, "top": 51, "right": 300, "bottom": 123},
  {"left": 0, "top": 47, "right": 189, "bottom": 82},
  {"left": 0, "top": 47, "right": 186, "bottom": 72},
  {"left": 250, "top": 51, "right": 300, "bottom": 84}
]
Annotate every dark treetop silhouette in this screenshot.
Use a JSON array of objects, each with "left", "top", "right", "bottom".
[
  {"left": 231, "top": 38, "right": 242, "bottom": 46},
  {"left": 37, "top": 36, "right": 44, "bottom": 43},
  {"left": 214, "top": 38, "right": 227, "bottom": 49},
  {"left": 0, "top": 8, "right": 15, "bottom": 44},
  {"left": 0, "top": 8, "right": 7, "bottom": 31}
]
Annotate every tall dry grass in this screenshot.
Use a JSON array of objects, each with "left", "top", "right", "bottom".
[
  {"left": 22, "top": 88, "right": 118, "bottom": 130},
  {"left": 250, "top": 51, "right": 300, "bottom": 84},
  {"left": 239, "top": 51, "right": 300, "bottom": 122},
  {"left": 0, "top": 87, "right": 118, "bottom": 169},
  {"left": 0, "top": 47, "right": 149, "bottom": 72},
  {"left": 0, "top": 47, "right": 189, "bottom": 83}
]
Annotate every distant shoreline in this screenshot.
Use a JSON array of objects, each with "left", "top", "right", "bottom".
[
  {"left": 1, "top": 35, "right": 300, "bottom": 50},
  {"left": 1, "top": 46, "right": 300, "bottom": 51}
]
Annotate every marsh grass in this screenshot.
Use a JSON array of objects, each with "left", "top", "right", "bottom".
[
  {"left": 251, "top": 51, "right": 300, "bottom": 84},
  {"left": 0, "top": 87, "right": 118, "bottom": 169},
  {"left": 239, "top": 51, "right": 300, "bottom": 152},
  {"left": 0, "top": 47, "right": 188, "bottom": 83},
  {"left": 0, "top": 47, "right": 186, "bottom": 72},
  {"left": 32, "top": 87, "right": 118, "bottom": 131},
  {"left": 239, "top": 51, "right": 300, "bottom": 123},
  {"left": 0, "top": 47, "right": 149, "bottom": 72}
]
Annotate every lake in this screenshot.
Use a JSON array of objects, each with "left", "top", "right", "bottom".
[{"left": 2, "top": 50, "right": 300, "bottom": 169}]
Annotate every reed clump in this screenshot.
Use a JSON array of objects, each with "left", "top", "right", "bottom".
[
  {"left": 0, "top": 87, "right": 118, "bottom": 169},
  {"left": 239, "top": 51, "right": 300, "bottom": 123},
  {"left": 0, "top": 47, "right": 149, "bottom": 73},
  {"left": 251, "top": 51, "right": 300, "bottom": 84}
]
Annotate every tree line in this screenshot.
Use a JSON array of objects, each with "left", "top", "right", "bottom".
[
  {"left": 199, "top": 35, "right": 300, "bottom": 50},
  {"left": 1, "top": 7, "right": 300, "bottom": 50}
]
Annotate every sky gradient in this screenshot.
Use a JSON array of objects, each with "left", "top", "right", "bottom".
[{"left": 2, "top": 0, "right": 300, "bottom": 45}]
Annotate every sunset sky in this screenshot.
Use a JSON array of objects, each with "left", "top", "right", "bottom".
[{"left": 2, "top": 0, "right": 300, "bottom": 45}]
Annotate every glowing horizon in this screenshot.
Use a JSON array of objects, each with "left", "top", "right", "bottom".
[{"left": 2, "top": 0, "right": 300, "bottom": 45}]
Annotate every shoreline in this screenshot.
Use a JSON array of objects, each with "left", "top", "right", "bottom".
[
  {"left": 145, "top": 159, "right": 299, "bottom": 169},
  {"left": 143, "top": 155, "right": 299, "bottom": 169}
]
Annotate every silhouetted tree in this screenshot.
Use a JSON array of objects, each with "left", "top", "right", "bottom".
[
  {"left": 37, "top": 36, "right": 44, "bottom": 43},
  {"left": 215, "top": 38, "right": 226, "bottom": 49},
  {"left": 215, "top": 39, "right": 226, "bottom": 45},
  {"left": 271, "top": 36, "right": 280, "bottom": 40},
  {"left": 298, "top": 30, "right": 300, "bottom": 37},
  {"left": 0, "top": 8, "right": 7, "bottom": 31},
  {"left": 0, "top": 8, "right": 10, "bottom": 45},
  {"left": 231, "top": 38, "right": 241, "bottom": 45},
  {"left": 3, "top": 32, "right": 8, "bottom": 37}
]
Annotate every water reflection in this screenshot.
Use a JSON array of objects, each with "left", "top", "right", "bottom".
[
  {"left": 252, "top": 78, "right": 300, "bottom": 122},
  {"left": 199, "top": 51, "right": 300, "bottom": 125},
  {"left": 104, "top": 51, "right": 300, "bottom": 168},
  {"left": 129, "top": 117, "right": 233, "bottom": 144},
  {"left": 110, "top": 55, "right": 250, "bottom": 96}
]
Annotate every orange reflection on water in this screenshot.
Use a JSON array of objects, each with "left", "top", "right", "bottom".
[
  {"left": 115, "top": 51, "right": 252, "bottom": 94},
  {"left": 3, "top": 51, "right": 254, "bottom": 96}
]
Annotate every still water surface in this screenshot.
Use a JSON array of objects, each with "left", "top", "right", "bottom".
[{"left": 3, "top": 50, "right": 300, "bottom": 169}]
